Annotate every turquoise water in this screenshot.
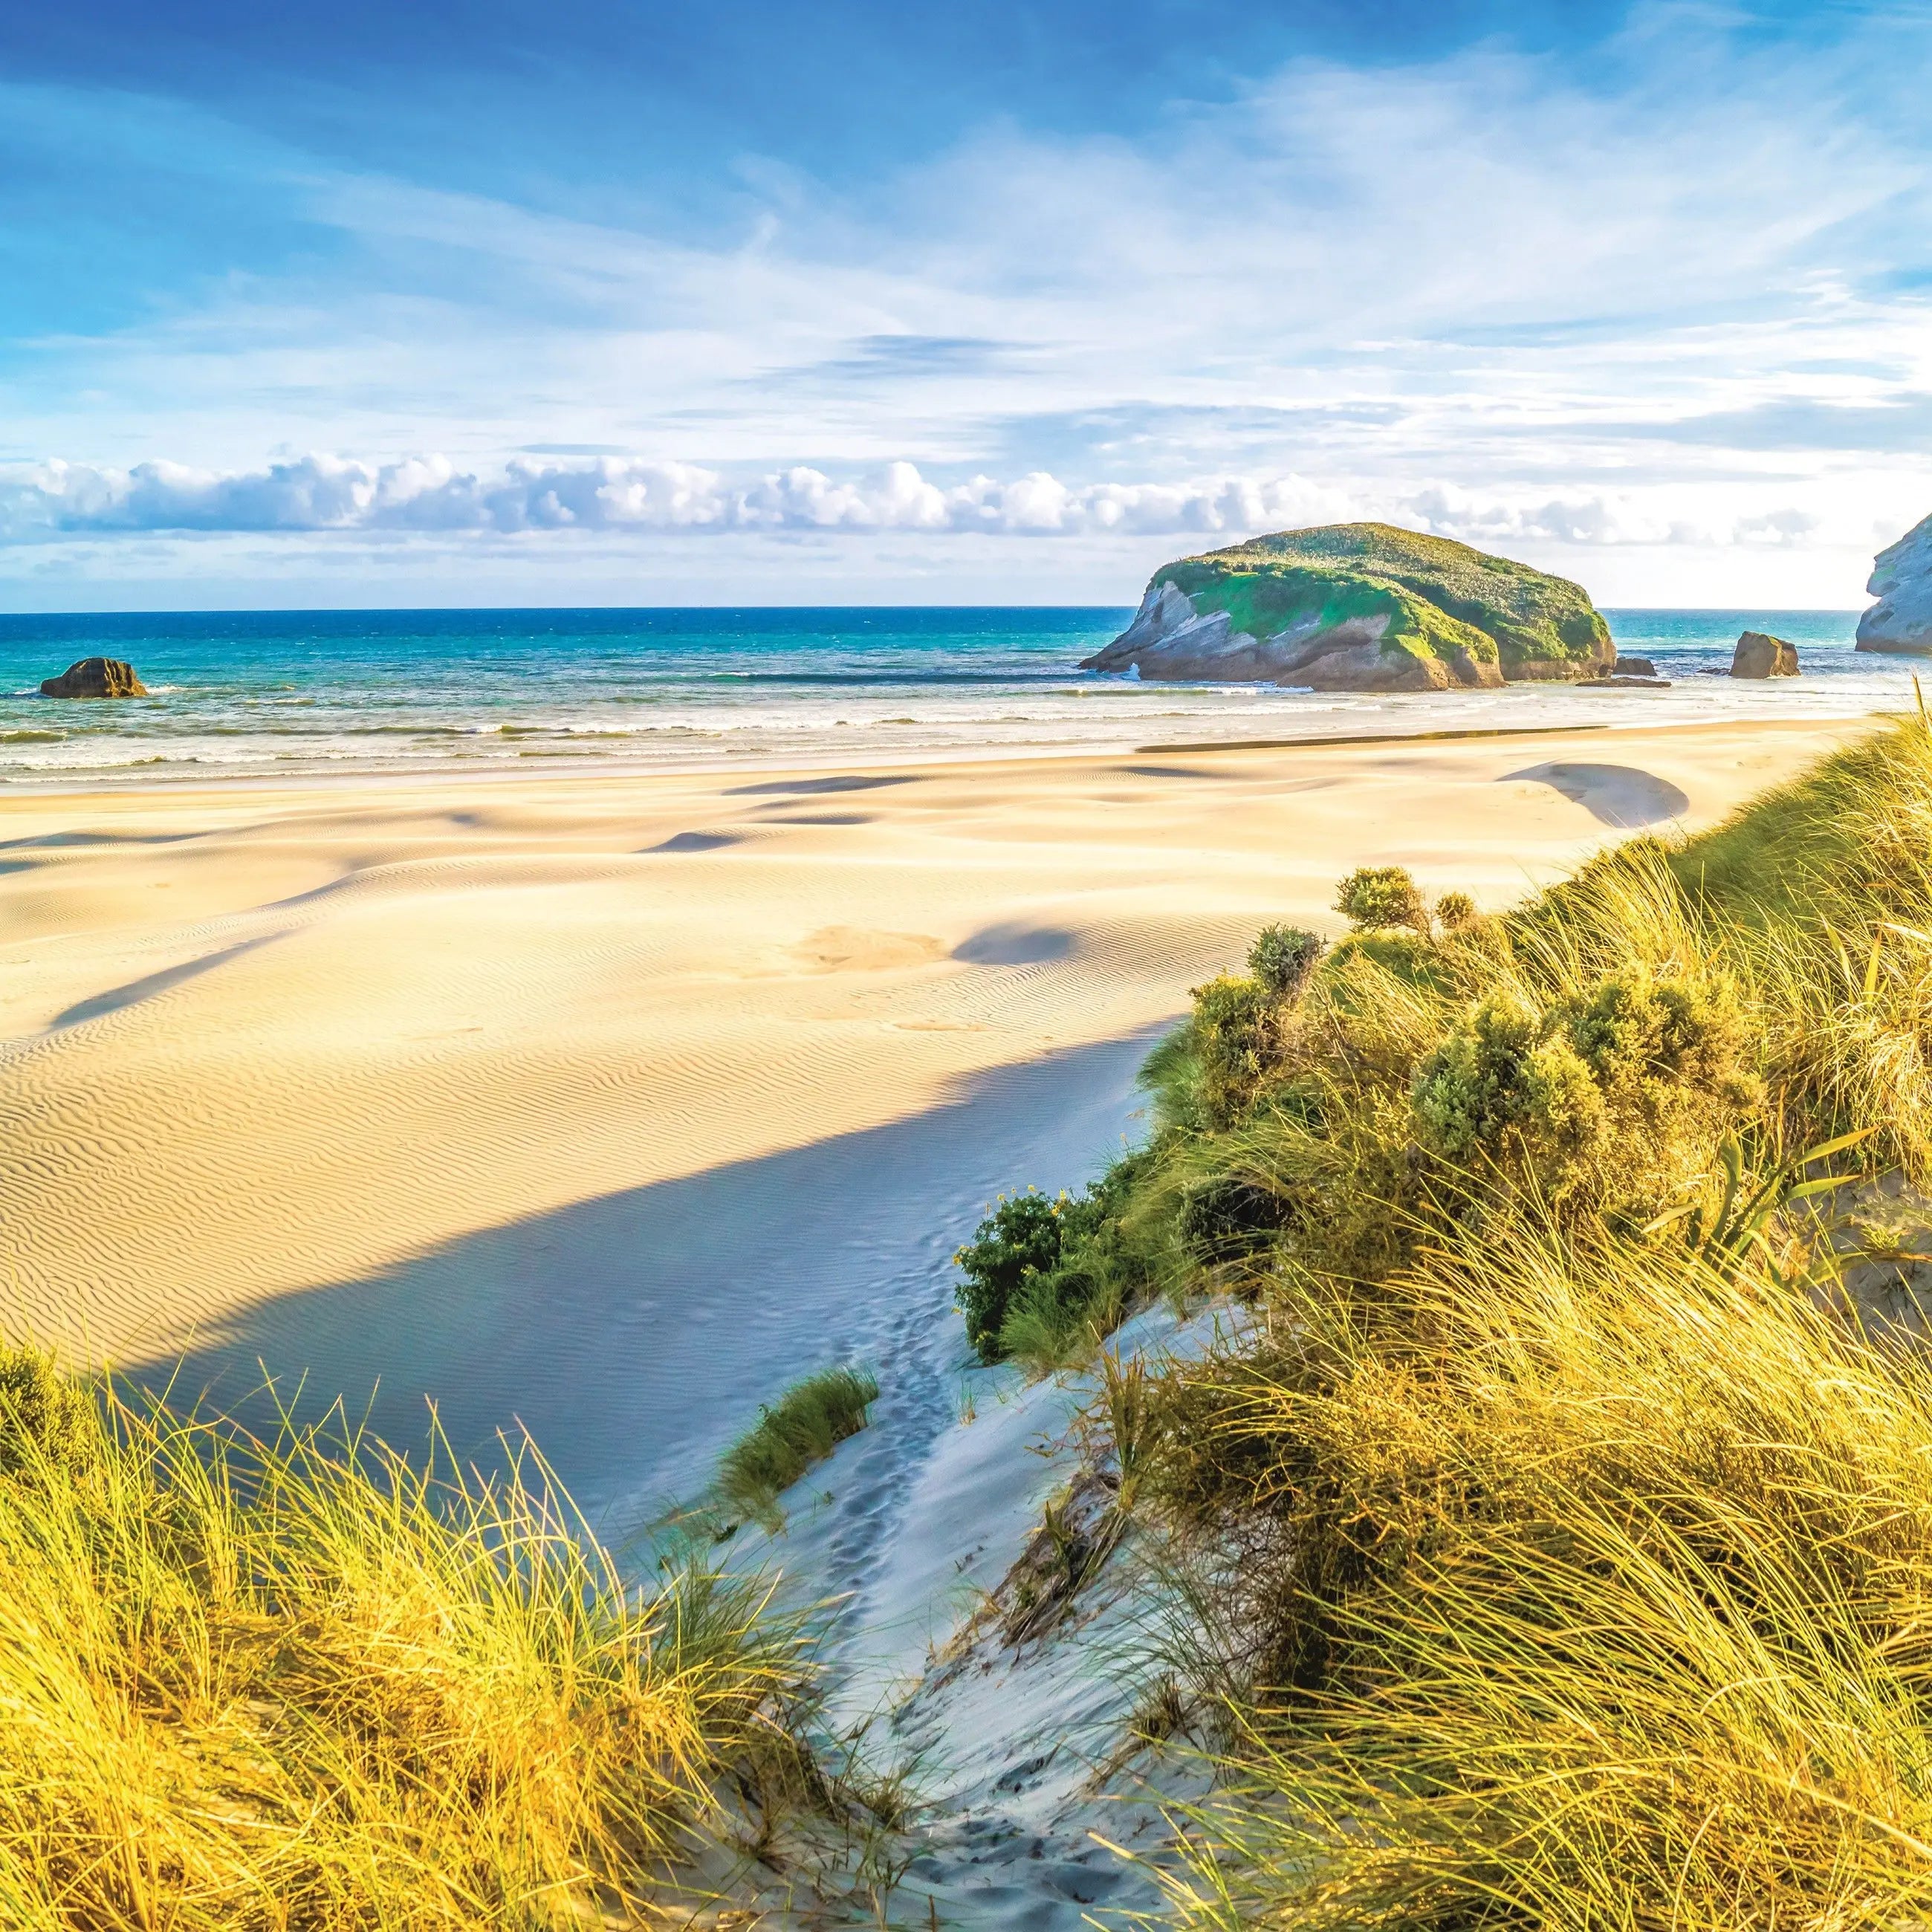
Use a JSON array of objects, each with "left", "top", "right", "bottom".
[{"left": 0, "top": 605, "right": 1905, "bottom": 787}]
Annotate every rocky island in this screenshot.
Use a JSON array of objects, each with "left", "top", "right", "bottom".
[
  {"left": 1083, "top": 522, "right": 1614, "bottom": 691},
  {"left": 1731, "top": 630, "right": 1799, "bottom": 678},
  {"left": 39, "top": 655, "right": 146, "bottom": 698},
  {"left": 1857, "top": 512, "right": 1932, "bottom": 657}
]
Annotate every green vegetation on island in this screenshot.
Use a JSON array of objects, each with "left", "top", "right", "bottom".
[
  {"left": 1083, "top": 522, "right": 1614, "bottom": 689},
  {"left": 1176, "top": 521, "right": 1612, "bottom": 670},
  {"left": 963, "top": 712, "right": 1932, "bottom": 1919}
]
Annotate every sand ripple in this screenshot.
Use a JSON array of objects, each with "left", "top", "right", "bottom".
[{"left": 0, "top": 719, "right": 1859, "bottom": 1512}]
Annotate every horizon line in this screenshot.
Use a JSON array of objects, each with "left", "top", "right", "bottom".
[{"left": 0, "top": 600, "right": 1871, "bottom": 623}]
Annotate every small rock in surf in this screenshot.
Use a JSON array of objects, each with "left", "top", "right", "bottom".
[{"left": 39, "top": 657, "right": 148, "bottom": 698}]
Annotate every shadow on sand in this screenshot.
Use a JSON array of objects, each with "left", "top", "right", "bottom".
[
  {"left": 1503, "top": 761, "right": 1690, "bottom": 829},
  {"left": 117, "top": 1028, "right": 1162, "bottom": 1528}
]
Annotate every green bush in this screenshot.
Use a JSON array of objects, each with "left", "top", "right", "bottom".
[
  {"left": 716, "top": 1365, "right": 878, "bottom": 1529},
  {"left": 1560, "top": 967, "right": 1754, "bottom": 1112},
  {"left": 1247, "top": 924, "right": 1323, "bottom": 997},
  {"left": 1434, "top": 888, "right": 1479, "bottom": 933},
  {"left": 1411, "top": 993, "right": 1606, "bottom": 1192},
  {"left": 1410, "top": 969, "right": 1754, "bottom": 1206},
  {"left": 0, "top": 1345, "right": 95, "bottom": 1477},
  {"left": 1335, "top": 865, "right": 1427, "bottom": 933},
  {"left": 955, "top": 1162, "right": 1153, "bottom": 1367},
  {"left": 955, "top": 1190, "right": 1069, "bottom": 1358},
  {"left": 1191, "top": 973, "right": 1274, "bottom": 1129}
]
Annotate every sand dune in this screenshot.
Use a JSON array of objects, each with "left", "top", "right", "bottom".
[{"left": 0, "top": 718, "right": 1861, "bottom": 1518}]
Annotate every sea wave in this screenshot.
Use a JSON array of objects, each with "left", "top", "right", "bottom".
[{"left": 0, "top": 606, "right": 1902, "bottom": 788}]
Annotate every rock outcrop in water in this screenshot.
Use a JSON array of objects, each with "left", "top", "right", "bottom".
[
  {"left": 1858, "top": 513, "right": 1932, "bottom": 657},
  {"left": 39, "top": 657, "right": 146, "bottom": 698},
  {"left": 1731, "top": 631, "right": 1799, "bottom": 678},
  {"left": 1082, "top": 524, "right": 1614, "bottom": 692}
]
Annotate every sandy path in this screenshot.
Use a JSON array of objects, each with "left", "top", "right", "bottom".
[{"left": 0, "top": 717, "right": 1860, "bottom": 1517}]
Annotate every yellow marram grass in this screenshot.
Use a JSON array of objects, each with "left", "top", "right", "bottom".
[
  {"left": 1111, "top": 714, "right": 1932, "bottom": 1925},
  {"left": 1152, "top": 1227, "right": 1932, "bottom": 1926},
  {"left": 0, "top": 1362, "right": 816, "bottom": 1929}
]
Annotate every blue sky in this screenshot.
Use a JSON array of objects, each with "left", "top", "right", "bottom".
[{"left": 1, "top": 0, "right": 1928, "bottom": 609}]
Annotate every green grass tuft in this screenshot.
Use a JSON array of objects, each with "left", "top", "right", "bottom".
[{"left": 716, "top": 1364, "right": 879, "bottom": 1529}]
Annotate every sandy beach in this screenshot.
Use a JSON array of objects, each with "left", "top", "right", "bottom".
[{"left": 0, "top": 715, "right": 1866, "bottom": 1522}]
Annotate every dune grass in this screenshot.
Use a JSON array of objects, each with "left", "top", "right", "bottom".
[
  {"left": 965, "top": 713, "right": 1932, "bottom": 1922},
  {"left": 1148, "top": 1223, "right": 1932, "bottom": 1926},
  {"left": 716, "top": 1364, "right": 878, "bottom": 1531},
  {"left": 0, "top": 1352, "right": 823, "bottom": 1929}
]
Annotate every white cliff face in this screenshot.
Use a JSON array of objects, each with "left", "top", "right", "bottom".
[
  {"left": 1857, "top": 513, "right": 1932, "bottom": 656},
  {"left": 1079, "top": 580, "right": 1468, "bottom": 689}
]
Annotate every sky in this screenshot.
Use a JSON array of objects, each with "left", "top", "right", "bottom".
[{"left": 1, "top": 0, "right": 1930, "bottom": 611}]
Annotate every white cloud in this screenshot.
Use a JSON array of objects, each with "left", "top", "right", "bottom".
[
  {"left": 0, "top": 454, "right": 1369, "bottom": 539},
  {"left": 1402, "top": 485, "right": 1714, "bottom": 550},
  {"left": 0, "top": 453, "right": 1876, "bottom": 583},
  {"left": 1734, "top": 507, "right": 1824, "bottom": 545},
  {"left": 5, "top": 10, "right": 1932, "bottom": 604}
]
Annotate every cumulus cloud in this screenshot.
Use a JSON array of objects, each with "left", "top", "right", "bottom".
[
  {"left": 4, "top": 455, "right": 1851, "bottom": 564},
  {"left": 0, "top": 454, "right": 1364, "bottom": 541},
  {"left": 1404, "top": 486, "right": 1712, "bottom": 550}
]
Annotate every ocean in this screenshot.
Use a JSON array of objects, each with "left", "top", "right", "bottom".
[{"left": 0, "top": 605, "right": 1911, "bottom": 788}]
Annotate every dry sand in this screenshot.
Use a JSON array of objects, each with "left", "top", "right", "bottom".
[{"left": 0, "top": 716, "right": 1864, "bottom": 1522}]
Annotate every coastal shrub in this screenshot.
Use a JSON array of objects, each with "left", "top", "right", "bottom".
[
  {"left": 1433, "top": 887, "right": 1479, "bottom": 933},
  {"left": 0, "top": 1342, "right": 95, "bottom": 1476},
  {"left": 1334, "top": 864, "right": 1427, "bottom": 933},
  {"left": 1246, "top": 923, "right": 1322, "bottom": 998},
  {"left": 955, "top": 1190, "right": 1069, "bottom": 1357},
  {"left": 0, "top": 1374, "right": 821, "bottom": 1930},
  {"left": 716, "top": 1364, "right": 879, "bottom": 1529},
  {"left": 1407, "top": 967, "right": 1756, "bottom": 1212},
  {"left": 1562, "top": 966, "right": 1755, "bottom": 1114},
  {"left": 956, "top": 1163, "right": 1158, "bottom": 1367},
  {"left": 1190, "top": 973, "right": 1274, "bottom": 1129},
  {"left": 1103, "top": 717, "right": 1932, "bottom": 1924},
  {"left": 1410, "top": 991, "right": 1605, "bottom": 1191}
]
